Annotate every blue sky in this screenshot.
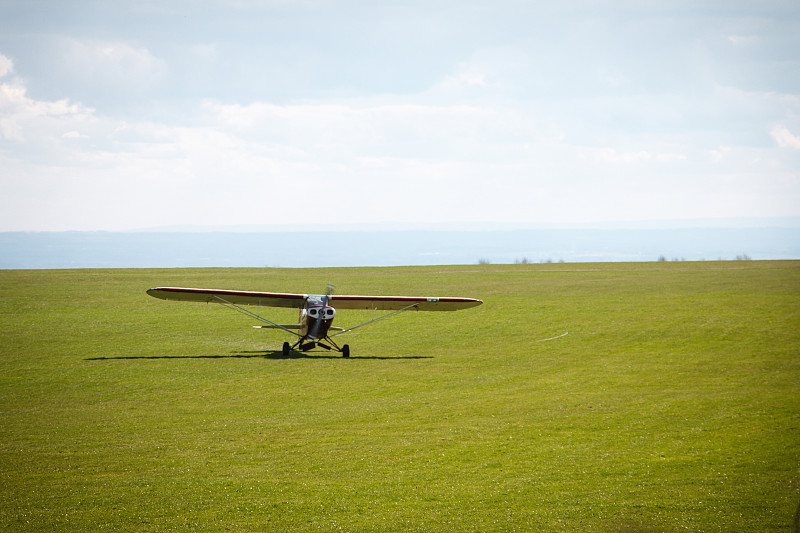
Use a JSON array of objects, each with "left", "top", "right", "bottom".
[{"left": 1, "top": 0, "right": 798, "bottom": 231}]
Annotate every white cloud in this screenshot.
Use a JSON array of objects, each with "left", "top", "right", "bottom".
[
  {"left": 433, "top": 63, "right": 490, "bottom": 94},
  {"left": 61, "top": 130, "right": 89, "bottom": 139},
  {"left": 3, "top": 78, "right": 798, "bottom": 231},
  {"left": 588, "top": 148, "right": 652, "bottom": 163},
  {"left": 583, "top": 148, "right": 686, "bottom": 164},
  {"left": 727, "top": 34, "right": 759, "bottom": 47},
  {"left": 0, "top": 54, "right": 12, "bottom": 78},
  {"left": 54, "top": 38, "right": 167, "bottom": 95},
  {"left": 708, "top": 146, "right": 732, "bottom": 163},
  {"left": 0, "top": 59, "right": 90, "bottom": 142},
  {"left": 427, "top": 47, "right": 529, "bottom": 100},
  {"left": 771, "top": 126, "right": 800, "bottom": 150}
]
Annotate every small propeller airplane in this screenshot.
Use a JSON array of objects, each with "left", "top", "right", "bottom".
[{"left": 146, "top": 284, "right": 482, "bottom": 357}]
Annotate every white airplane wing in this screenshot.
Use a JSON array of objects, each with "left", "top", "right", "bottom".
[
  {"left": 147, "top": 287, "right": 482, "bottom": 311},
  {"left": 329, "top": 294, "right": 482, "bottom": 311},
  {"left": 146, "top": 287, "right": 307, "bottom": 308}
]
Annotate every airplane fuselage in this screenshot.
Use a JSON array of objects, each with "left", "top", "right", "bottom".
[
  {"left": 297, "top": 294, "right": 337, "bottom": 346},
  {"left": 299, "top": 304, "right": 336, "bottom": 340}
]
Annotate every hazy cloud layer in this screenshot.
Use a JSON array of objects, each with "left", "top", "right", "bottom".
[{"left": 0, "top": 0, "right": 798, "bottom": 230}]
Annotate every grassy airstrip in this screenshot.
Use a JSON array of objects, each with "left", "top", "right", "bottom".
[{"left": 1, "top": 262, "right": 799, "bottom": 532}]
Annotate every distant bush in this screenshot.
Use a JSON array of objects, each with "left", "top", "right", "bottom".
[
  {"left": 478, "top": 258, "right": 491, "bottom": 265},
  {"left": 657, "top": 255, "right": 753, "bottom": 262}
]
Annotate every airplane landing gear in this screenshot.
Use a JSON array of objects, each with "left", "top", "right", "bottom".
[{"left": 285, "top": 338, "right": 350, "bottom": 357}]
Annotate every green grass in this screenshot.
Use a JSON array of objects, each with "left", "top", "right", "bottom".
[{"left": 1, "top": 262, "right": 799, "bottom": 531}]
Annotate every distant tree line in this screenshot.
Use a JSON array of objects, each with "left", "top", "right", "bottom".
[
  {"left": 657, "top": 254, "right": 752, "bottom": 262},
  {"left": 478, "top": 255, "right": 754, "bottom": 265}
]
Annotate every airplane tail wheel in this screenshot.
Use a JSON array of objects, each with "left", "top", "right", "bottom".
[
  {"left": 282, "top": 342, "right": 291, "bottom": 356},
  {"left": 342, "top": 345, "right": 350, "bottom": 358}
]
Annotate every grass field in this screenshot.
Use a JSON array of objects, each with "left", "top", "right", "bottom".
[{"left": 1, "top": 262, "right": 799, "bottom": 531}]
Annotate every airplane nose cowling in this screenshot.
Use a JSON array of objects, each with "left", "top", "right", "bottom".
[{"left": 306, "top": 306, "right": 336, "bottom": 340}]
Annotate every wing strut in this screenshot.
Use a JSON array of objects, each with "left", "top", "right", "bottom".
[
  {"left": 211, "top": 294, "right": 303, "bottom": 338},
  {"left": 330, "top": 302, "right": 421, "bottom": 337}
]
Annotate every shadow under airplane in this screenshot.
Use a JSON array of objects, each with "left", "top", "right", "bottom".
[{"left": 86, "top": 350, "right": 433, "bottom": 361}]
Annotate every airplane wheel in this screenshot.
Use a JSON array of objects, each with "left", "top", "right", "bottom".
[
  {"left": 342, "top": 345, "right": 350, "bottom": 358},
  {"left": 282, "top": 342, "right": 291, "bottom": 356}
]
